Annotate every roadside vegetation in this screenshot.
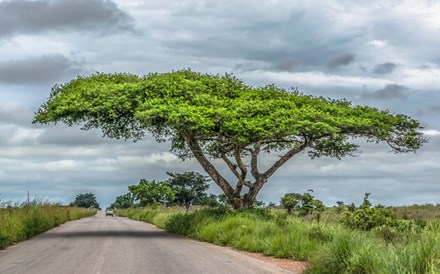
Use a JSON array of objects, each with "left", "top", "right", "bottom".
[
  {"left": 0, "top": 198, "right": 97, "bottom": 249},
  {"left": 115, "top": 189, "right": 440, "bottom": 274}
]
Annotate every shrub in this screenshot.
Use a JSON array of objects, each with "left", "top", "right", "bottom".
[
  {"left": 340, "top": 193, "right": 399, "bottom": 231},
  {"left": 165, "top": 212, "right": 194, "bottom": 235}
]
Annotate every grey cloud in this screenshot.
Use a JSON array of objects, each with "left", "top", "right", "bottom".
[
  {"left": 373, "top": 62, "right": 397, "bottom": 74},
  {"left": 327, "top": 53, "right": 355, "bottom": 69},
  {"left": 36, "top": 126, "right": 116, "bottom": 147},
  {"left": 0, "top": 104, "right": 34, "bottom": 125},
  {"left": 0, "top": 54, "right": 83, "bottom": 85},
  {"left": 362, "top": 84, "right": 409, "bottom": 100},
  {"left": 0, "top": 0, "right": 135, "bottom": 39},
  {"left": 153, "top": 4, "right": 362, "bottom": 72},
  {"left": 417, "top": 105, "right": 440, "bottom": 116},
  {"left": 272, "top": 58, "right": 300, "bottom": 72}
]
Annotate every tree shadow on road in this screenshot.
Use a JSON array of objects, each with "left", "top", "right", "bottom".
[{"left": 38, "top": 230, "right": 181, "bottom": 239}]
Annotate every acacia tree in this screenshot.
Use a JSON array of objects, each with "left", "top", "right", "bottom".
[{"left": 34, "top": 70, "right": 426, "bottom": 209}]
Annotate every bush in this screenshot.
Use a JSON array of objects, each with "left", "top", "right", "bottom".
[
  {"left": 165, "top": 212, "right": 194, "bottom": 235},
  {"left": 340, "top": 193, "right": 399, "bottom": 231}
]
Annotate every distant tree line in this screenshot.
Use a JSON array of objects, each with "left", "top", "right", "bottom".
[{"left": 111, "top": 171, "right": 230, "bottom": 210}]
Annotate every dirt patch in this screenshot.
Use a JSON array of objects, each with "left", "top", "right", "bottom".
[{"left": 240, "top": 250, "right": 308, "bottom": 274}]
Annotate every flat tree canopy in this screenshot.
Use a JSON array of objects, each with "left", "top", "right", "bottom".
[{"left": 34, "top": 70, "right": 426, "bottom": 208}]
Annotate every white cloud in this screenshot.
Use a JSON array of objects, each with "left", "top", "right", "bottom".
[
  {"left": 367, "top": 40, "right": 387, "bottom": 49},
  {"left": 116, "top": 152, "right": 178, "bottom": 166},
  {"left": 243, "top": 70, "right": 390, "bottom": 89},
  {"left": 422, "top": 129, "right": 440, "bottom": 136}
]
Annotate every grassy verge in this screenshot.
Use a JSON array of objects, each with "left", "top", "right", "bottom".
[
  {"left": 117, "top": 207, "right": 440, "bottom": 274},
  {"left": 0, "top": 202, "right": 97, "bottom": 249}
]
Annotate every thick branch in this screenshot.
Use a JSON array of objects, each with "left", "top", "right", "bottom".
[
  {"left": 233, "top": 179, "right": 252, "bottom": 196},
  {"left": 181, "top": 133, "right": 234, "bottom": 195},
  {"left": 221, "top": 154, "right": 241, "bottom": 179},
  {"left": 250, "top": 142, "right": 261, "bottom": 179},
  {"left": 262, "top": 142, "right": 310, "bottom": 180},
  {"left": 234, "top": 147, "right": 247, "bottom": 180}
]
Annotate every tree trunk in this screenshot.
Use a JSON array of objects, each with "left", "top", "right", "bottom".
[
  {"left": 228, "top": 195, "right": 255, "bottom": 209},
  {"left": 227, "top": 188, "right": 259, "bottom": 209}
]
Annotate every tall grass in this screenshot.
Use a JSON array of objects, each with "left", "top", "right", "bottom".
[
  {"left": 117, "top": 207, "right": 440, "bottom": 273},
  {"left": 0, "top": 200, "right": 97, "bottom": 249}
]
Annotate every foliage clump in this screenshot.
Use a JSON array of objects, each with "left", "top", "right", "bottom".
[
  {"left": 70, "top": 192, "right": 100, "bottom": 209},
  {"left": 167, "top": 171, "right": 210, "bottom": 210},
  {"left": 129, "top": 179, "right": 175, "bottom": 207},
  {"left": 111, "top": 193, "right": 136, "bottom": 209},
  {"left": 340, "top": 193, "right": 399, "bottom": 231},
  {"left": 281, "top": 190, "right": 325, "bottom": 223}
]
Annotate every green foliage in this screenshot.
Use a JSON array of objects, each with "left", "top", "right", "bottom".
[
  {"left": 111, "top": 192, "right": 136, "bottom": 209},
  {"left": 197, "top": 193, "right": 231, "bottom": 208},
  {"left": 281, "top": 193, "right": 302, "bottom": 214},
  {"left": 335, "top": 201, "right": 346, "bottom": 214},
  {"left": 202, "top": 193, "right": 221, "bottom": 208},
  {"left": 307, "top": 229, "right": 386, "bottom": 274},
  {"left": 167, "top": 171, "right": 210, "bottom": 210},
  {"left": 165, "top": 212, "right": 195, "bottom": 235},
  {"left": 340, "top": 193, "right": 399, "bottom": 231},
  {"left": 281, "top": 190, "right": 325, "bottom": 222},
  {"left": 116, "top": 207, "right": 179, "bottom": 229},
  {"left": 128, "top": 179, "right": 175, "bottom": 207},
  {"left": 70, "top": 192, "right": 100, "bottom": 209},
  {"left": 33, "top": 69, "right": 426, "bottom": 209},
  {"left": 33, "top": 70, "right": 425, "bottom": 154},
  {"left": 0, "top": 204, "right": 96, "bottom": 249}
]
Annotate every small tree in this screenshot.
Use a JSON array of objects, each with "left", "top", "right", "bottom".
[
  {"left": 281, "top": 190, "right": 325, "bottom": 221},
  {"left": 313, "top": 199, "right": 325, "bottom": 224},
  {"left": 70, "top": 192, "right": 99, "bottom": 209},
  {"left": 267, "top": 202, "right": 277, "bottom": 208},
  {"left": 167, "top": 171, "right": 210, "bottom": 210},
  {"left": 281, "top": 193, "right": 302, "bottom": 214},
  {"left": 129, "top": 179, "right": 175, "bottom": 207},
  {"left": 203, "top": 194, "right": 221, "bottom": 208},
  {"left": 335, "top": 201, "right": 345, "bottom": 213},
  {"left": 111, "top": 193, "right": 136, "bottom": 209}
]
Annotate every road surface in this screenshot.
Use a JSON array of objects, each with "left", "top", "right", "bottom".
[{"left": 0, "top": 212, "right": 294, "bottom": 274}]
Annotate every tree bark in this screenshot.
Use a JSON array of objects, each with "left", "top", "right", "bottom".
[{"left": 181, "top": 133, "right": 235, "bottom": 197}]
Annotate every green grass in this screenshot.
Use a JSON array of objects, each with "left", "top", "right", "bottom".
[
  {"left": 0, "top": 202, "right": 97, "bottom": 249},
  {"left": 117, "top": 207, "right": 440, "bottom": 274}
]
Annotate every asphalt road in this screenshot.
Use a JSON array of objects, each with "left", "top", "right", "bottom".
[{"left": 0, "top": 212, "right": 293, "bottom": 274}]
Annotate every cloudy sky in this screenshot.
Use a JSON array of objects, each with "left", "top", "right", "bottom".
[{"left": 1, "top": 0, "right": 439, "bottom": 208}]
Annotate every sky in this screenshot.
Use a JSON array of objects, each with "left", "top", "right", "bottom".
[{"left": 1, "top": 0, "right": 439, "bottom": 208}]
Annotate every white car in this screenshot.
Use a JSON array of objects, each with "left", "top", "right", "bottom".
[{"left": 105, "top": 208, "right": 114, "bottom": 217}]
